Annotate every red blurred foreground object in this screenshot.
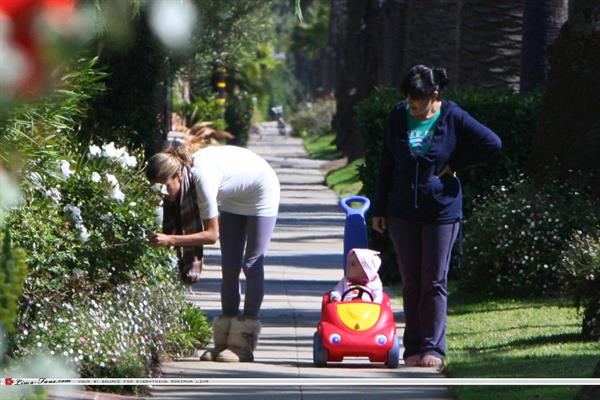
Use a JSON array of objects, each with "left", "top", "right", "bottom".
[{"left": 0, "top": 0, "right": 76, "bottom": 96}]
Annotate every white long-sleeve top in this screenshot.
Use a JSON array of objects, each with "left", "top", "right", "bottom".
[{"left": 191, "top": 146, "right": 280, "bottom": 219}]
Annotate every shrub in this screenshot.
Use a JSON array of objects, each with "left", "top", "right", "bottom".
[
  {"left": 11, "top": 284, "right": 209, "bottom": 393},
  {"left": 289, "top": 99, "right": 336, "bottom": 138},
  {"left": 0, "top": 231, "right": 27, "bottom": 337},
  {"left": 225, "top": 91, "right": 254, "bottom": 146},
  {"left": 460, "top": 171, "right": 600, "bottom": 297},
  {"left": 8, "top": 143, "right": 170, "bottom": 307},
  {"left": 446, "top": 88, "right": 542, "bottom": 214},
  {"left": 6, "top": 141, "right": 211, "bottom": 383},
  {"left": 560, "top": 232, "right": 600, "bottom": 339},
  {"left": 172, "top": 95, "right": 227, "bottom": 131},
  {"left": 165, "top": 303, "right": 212, "bottom": 356}
]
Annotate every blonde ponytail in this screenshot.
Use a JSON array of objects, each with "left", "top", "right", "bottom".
[{"left": 146, "top": 145, "right": 191, "bottom": 182}]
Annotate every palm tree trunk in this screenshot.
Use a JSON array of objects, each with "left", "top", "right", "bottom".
[
  {"left": 459, "top": 0, "right": 524, "bottom": 90},
  {"left": 403, "top": 0, "right": 462, "bottom": 88},
  {"left": 333, "top": 0, "right": 382, "bottom": 161},
  {"left": 377, "top": 0, "right": 407, "bottom": 87},
  {"left": 520, "top": 0, "right": 568, "bottom": 93}
]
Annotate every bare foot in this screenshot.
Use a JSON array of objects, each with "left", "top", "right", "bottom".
[
  {"left": 420, "top": 354, "right": 443, "bottom": 368},
  {"left": 404, "top": 355, "right": 421, "bottom": 367}
]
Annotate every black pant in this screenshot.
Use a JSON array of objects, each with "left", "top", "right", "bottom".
[{"left": 387, "top": 217, "right": 459, "bottom": 359}]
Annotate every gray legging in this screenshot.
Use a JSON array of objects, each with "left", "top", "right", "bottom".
[{"left": 219, "top": 211, "right": 277, "bottom": 317}]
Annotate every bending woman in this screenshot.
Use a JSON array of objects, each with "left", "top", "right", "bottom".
[{"left": 146, "top": 142, "right": 280, "bottom": 363}]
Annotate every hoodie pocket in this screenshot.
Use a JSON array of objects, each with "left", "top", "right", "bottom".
[{"left": 431, "top": 175, "right": 460, "bottom": 206}]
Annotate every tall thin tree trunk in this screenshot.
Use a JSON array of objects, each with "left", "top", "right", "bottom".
[
  {"left": 459, "top": 1, "right": 524, "bottom": 90},
  {"left": 520, "top": 0, "right": 568, "bottom": 93},
  {"left": 330, "top": 0, "right": 348, "bottom": 134},
  {"left": 377, "top": 0, "right": 407, "bottom": 87},
  {"left": 333, "top": 0, "right": 383, "bottom": 161}
]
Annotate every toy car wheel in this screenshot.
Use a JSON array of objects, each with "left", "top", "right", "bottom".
[
  {"left": 386, "top": 335, "right": 400, "bottom": 368},
  {"left": 313, "top": 332, "right": 328, "bottom": 367}
]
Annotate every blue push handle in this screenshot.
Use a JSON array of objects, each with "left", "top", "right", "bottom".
[
  {"left": 339, "top": 195, "right": 371, "bottom": 217},
  {"left": 340, "top": 195, "right": 371, "bottom": 270}
]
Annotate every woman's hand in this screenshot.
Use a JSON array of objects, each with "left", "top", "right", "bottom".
[
  {"left": 149, "top": 232, "right": 173, "bottom": 247},
  {"left": 372, "top": 216, "right": 387, "bottom": 234}
]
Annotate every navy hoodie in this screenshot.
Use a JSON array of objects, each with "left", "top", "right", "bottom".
[{"left": 373, "top": 100, "right": 502, "bottom": 224}]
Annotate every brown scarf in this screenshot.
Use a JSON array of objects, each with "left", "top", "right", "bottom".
[{"left": 162, "top": 165, "right": 203, "bottom": 284}]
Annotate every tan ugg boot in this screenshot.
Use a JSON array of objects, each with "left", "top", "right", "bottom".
[
  {"left": 200, "top": 315, "right": 233, "bottom": 361},
  {"left": 216, "top": 316, "right": 261, "bottom": 362}
]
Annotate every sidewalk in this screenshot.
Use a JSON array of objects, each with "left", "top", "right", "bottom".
[{"left": 147, "top": 122, "right": 455, "bottom": 399}]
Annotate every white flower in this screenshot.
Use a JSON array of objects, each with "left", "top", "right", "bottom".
[
  {"left": 27, "top": 171, "right": 44, "bottom": 189},
  {"left": 88, "top": 144, "right": 102, "bottom": 158},
  {"left": 91, "top": 171, "right": 101, "bottom": 183},
  {"left": 59, "top": 160, "right": 74, "bottom": 179},
  {"left": 77, "top": 225, "right": 90, "bottom": 243},
  {"left": 0, "top": 170, "right": 22, "bottom": 223},
  {"left": 154, "top": 206, "right": 163, "bottom": 225},
  {"left": 63, "top": 204, "right": 83, "bottom": 226},
  {"left": 125, "top": 154, "right": 137, "bottom": 168},
  {"left": 110, "top": 187, "right": 125, "bottom": 203},
  {"left": 168, "top": 254, "right": 179, "bottom": 270},
  {"left": 105, "top": 173, "right": 119, "bottom": 188},
  {"left": 45, "top": 187, "right": 62, "bottom": 204},
  {"left": 102, "top": 142, "right": 119, "bottom": 159}
]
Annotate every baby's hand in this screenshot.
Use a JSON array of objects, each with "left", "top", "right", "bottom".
[{"left": 330, "top": 292, "right": 341, "bottom": 302}]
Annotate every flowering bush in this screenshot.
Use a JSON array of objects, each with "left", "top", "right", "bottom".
[
  {"left": 9, "top": 142, "right": 168, "bottom": 306},
  {"left": 560, "top": 232, "right": 600, "bottom": 339},
  {"left": 12, "top": 284, "right": 208, "bottom": 382},
  {"left": 459, "top": 171, "right": 600, "bottom": 297},
  {"left": 289, "top": 99, "right": 335, "bottom": 137},
  {"left": 7, "top": 142, "right": 210, "bottom": 382}
]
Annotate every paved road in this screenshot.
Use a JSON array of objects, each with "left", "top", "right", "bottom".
[{"left": 147, "top": 123, "right": 455, "bottom": 400}]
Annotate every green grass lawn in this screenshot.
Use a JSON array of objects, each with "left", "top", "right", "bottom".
[
  {"left": 445, "top": 291, "right": 599, "bottom": 400},
  {"left": 303, "top": 133, "right": 342, "bottom": 160},
  {"left": 302, "top": 133, "right": 364, "bottom": 197},
  {"left": 325, "top": 157, "right": 364, "bottom": 197}
]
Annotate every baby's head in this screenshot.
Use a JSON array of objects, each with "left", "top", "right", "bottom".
[{"left": 346, "top": 249, "right": 382, "bottom": 284}]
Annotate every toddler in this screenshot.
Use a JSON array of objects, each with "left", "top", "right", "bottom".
[{"left": 330, "top": 248, "right": 383, "bottom": 303}]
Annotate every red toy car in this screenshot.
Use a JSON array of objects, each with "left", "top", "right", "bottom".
[{"left": 313, "top": 285, "right": 401, "bottom": 368}]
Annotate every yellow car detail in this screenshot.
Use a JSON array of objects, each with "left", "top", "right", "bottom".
[{"left": 336, "top": 303, "right": 380, "bottom": 331}]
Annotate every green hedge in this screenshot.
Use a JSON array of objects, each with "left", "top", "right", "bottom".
[
  {"left": 356, "top": 87, "right": 542, "bottom": 283},
  {"left": 226, "top": 91, "right": 254, "bottom": 147},
  {"left": 460, "top": 172, "right": 600, "bottom": 298}
]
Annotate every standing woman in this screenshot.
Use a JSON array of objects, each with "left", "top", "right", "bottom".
[
  {"left": 146, "top": 141, "right": 280, "bottom": 363},
  {"left": 372, "top": 65, "right": 501, "bottom": 368}
]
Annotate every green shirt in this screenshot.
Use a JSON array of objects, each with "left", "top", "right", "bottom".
[{"left": 406, "top": 105, "right": 441, "bottom": 156}]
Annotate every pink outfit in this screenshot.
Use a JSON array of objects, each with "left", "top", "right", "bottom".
[{"left": 331, "top": 249, "right": 383, "bottom": 303}]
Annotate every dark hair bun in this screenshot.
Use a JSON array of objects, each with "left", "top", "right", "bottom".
[{"left": 432, "top": 67, "right": 449, "bottom": 89}]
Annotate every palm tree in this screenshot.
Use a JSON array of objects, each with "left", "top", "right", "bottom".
[
  {"left": 520, "top": 0, "right": 568, "bottom": 93},
  {"left": 376, "top": 0, "right": 407, "bottom": 87},
  {"left": 402, "top": 0, "right": 462, "bottom": 88},
  {"left": 459, "top": 0, "right": 524, "bottom": 90},
  {"left": 332, "top": 0, "right": 381, "bottom": 161}
]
